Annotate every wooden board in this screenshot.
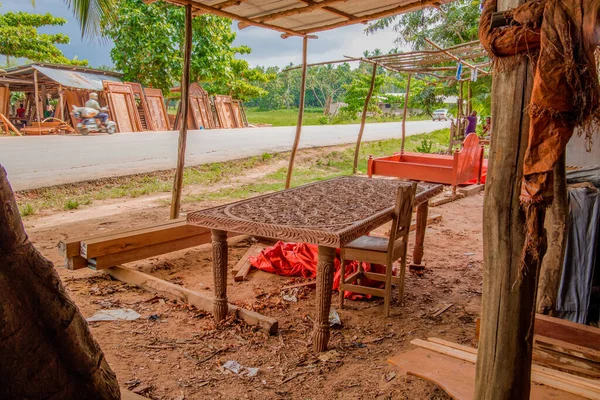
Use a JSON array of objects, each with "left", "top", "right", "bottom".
[
  {"left": 234, "top": 244, "right": 263, "bottom": 281},
  {"left": 62, "top": 90, "right": 89, "bottom": 127},
  {"left": 126, "top": 82, "right": 154, "bottom": 131},
  {"left": 105, "top": 265, "right": 278, "bottom": 334},
  {"left": 103, "top": 81, "right": 143, "bottom": 133},
  {"left": 410, "top": 339, "right": 600, "bottom": 398},
  {"left": 80, "top": 221, "right": 207, "bottom": 258},
  {"left": 186, "top": 83, "right": 215, "bottom": 130},
  {"left": 388, "top": 348, "right": 585, "bottom": 400},
  {"left": 0, "top": 87, "right": 10, "bottom": 117},
  {"left": 144, "top": 88, "right": 171, "bottom": 131},
  {"left": 213, "top": 94, "right": 239, "bottom": 128},
  {"left": 535, "top": 314, "right": 600, "bottom": 351},
  {"left": 232, "top": 99, "right": 248, "bottom": 127}
]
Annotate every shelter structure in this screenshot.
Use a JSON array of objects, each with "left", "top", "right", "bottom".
[
  {"left": 286, "top": 40, "right": 490, "bottom": 172},
  {"left": 0, "top": 63, "right": 123, "bottom": 129},
  {"left": 158, "top": 0, "right": 456, "bottom": 219}
]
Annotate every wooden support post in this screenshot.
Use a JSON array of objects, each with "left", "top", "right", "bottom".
[
  {"left": 352, "top": 63, "right": 378, "bottom": 174},
  {"left": 41, "top": 84, "right": 47, "bottom": 120},
  {"left": 211, "top": 229, "right": 229, "bottom": 322},
  {"left": 467, "top": 80, "right": 473, "bottom": 115},
  {"left": 410, "top": 201, "right": 428, "bottom": 268},
  {"left": 400, "top": 73, "right": 412, "bottom": 153},
  {"left": 474, "top": 0, "right": 537, "bottom": 396},
  {"left": 312, "top": 245, "right": 335, "bottom": 352},
  {"left": 285, "top": 36, "right": 308, "bottom": 189},
  {"left": 33, "top": 70, "right": 42, "bottom": 135},
  {"left": 58, "top": 85, "right": 65, "bottom": 121},
  {"left": 536, "top": 153, "right": 568, "bottom": 314},
  {"left": 170, "top": 4, "right": 193, "bottom": 219},
  {"left": 458, "top": 80, "right": 464, "bottom": 119}
]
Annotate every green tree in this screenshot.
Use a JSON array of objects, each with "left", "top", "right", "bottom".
[
  {"left": 101, "top": 0, "right": 269, "bottom": 97},
  {"left": 0, "top": 7, "right": 88, "bottom": 66}
]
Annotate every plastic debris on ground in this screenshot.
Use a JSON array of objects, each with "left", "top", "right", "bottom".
[
  {"left": 281, "top": 287, "right": 299, "bottom": 302},
  {"left": 87, "top": 308, "right": 141, "bottom": 322},
  {"left": 329, "top": 309, "right": 342, "bottom": 327},
  {"left": 222, "top": 360, "right": 259, "bottom": 377}
]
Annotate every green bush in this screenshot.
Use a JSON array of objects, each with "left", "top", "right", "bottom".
[
  {"left": 19, "top": 203, "right": 35, "bottom": 217},
  {"left": 317, "top": 115, "right": 329, "bottom": 125},
  {"left": 64, "top": 199, "right": 80, "bottom": 210},
  {"left": 416, "top": 139, "right": 434, "bottom": 154}
]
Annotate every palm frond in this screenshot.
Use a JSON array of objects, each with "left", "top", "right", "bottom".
[{"left": 62, "top": 0, "right": 115, "bottom": 38}]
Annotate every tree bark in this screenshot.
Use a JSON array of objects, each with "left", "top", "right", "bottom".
[
  {"left": 475, "top": 0, "right": 540, "bottom": 396},
  {"left": 0, "top": 165, "right": 120, "bottom": 399},
  {"left": 536, "top": 153, "right": 568, "bottom": 314}
]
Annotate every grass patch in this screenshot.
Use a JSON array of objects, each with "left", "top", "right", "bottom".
[
  {"left": 17, "top": 129, "right": 450, "bottom": 214},
  {"left": 19, "top": 203, "right": 35, "bottom": 217},
  {"left": 246, "top": 107, "right": 434, "bottom": 127},
  {"left": 185, "top": 128, "right": 451, "bottom": 203}
]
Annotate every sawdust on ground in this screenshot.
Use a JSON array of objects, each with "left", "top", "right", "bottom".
[{"left": 26, "top": 183, "right": 484, "bottom": 400}]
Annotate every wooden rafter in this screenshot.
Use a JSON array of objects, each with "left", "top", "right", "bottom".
[{"left": 164, "top": 0, "right": 449, "bottom": 37}]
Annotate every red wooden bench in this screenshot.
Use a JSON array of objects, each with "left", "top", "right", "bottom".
[{"left": 367, "top": 133, "right": 485, "bottom": 194}]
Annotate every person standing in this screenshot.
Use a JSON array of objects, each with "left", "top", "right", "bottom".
[{"left": 464, "top": 110, "right": 478, "bottom": 135}]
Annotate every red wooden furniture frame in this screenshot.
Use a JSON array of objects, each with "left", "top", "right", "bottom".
[{"left": 368, "top": 133, "right": 485, "bottom": 194}]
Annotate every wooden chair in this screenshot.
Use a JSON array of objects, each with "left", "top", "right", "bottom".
[{"left": 339, "top": 182, "right": 417, "bottom": 317}]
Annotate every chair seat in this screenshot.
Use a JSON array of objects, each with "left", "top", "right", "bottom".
[{"left": 344, "top": 235, "right": 389, "bottom": 252}]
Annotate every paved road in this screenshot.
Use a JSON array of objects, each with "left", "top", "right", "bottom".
[{"left": 0, "top": 121, "right": 449, "bottom": 190}]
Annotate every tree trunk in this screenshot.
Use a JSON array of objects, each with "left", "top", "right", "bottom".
[
  {"left": 474, "top": 0, "right": 540, "bottom": 395},
  {"left": 536, "top": 153, "right": 568, "bottom": 314},
  {"left": 0, "top": 165, "right": 120, "bottom": 399}
]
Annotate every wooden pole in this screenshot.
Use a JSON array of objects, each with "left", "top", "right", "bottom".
[
  {"left": 467, "top": 80, "right": 473, "bottom": 115},
  {"left": 170, "top": 4, "right": 193, "bottom": 220},
  {"left": 474, "top": 0, "right": 538, "bottom": 397},
  {"left": 400, "top": 73, "right": 412, "bottom": 153},
  {"left": 58, "top": 85, "right": 65, "bottom": 121},
  {"left": 352, "top": 63, "right": 378, "bottom": 174},
  {"left": 458, "top": 80, "right": 464, "bottom": 118},
  {"left": 33, "top": 70, "right": 42, "bottom": 135},
  {"left": 285, "top": 36, "right": 308, "bottom": 189}
]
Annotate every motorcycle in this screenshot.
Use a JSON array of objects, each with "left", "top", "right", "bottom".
[{"left": 71, "top": 106, "right": 117, "bottom": 135}]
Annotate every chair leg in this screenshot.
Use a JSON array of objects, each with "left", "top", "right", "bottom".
[
  {"left": 339, "top": 258, "right": 346, "bottom": 308},
  {"left": 398, "top": 257, "right": 407, "bottom": 305},
  {"left": 383, "top": 257, "right": 394, "bottom": 317}
]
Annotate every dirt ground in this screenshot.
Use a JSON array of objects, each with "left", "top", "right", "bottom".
[{"left": 25, "top": 183, "right": 485, "bottom": 400}]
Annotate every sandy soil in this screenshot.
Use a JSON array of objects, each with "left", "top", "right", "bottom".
[{"left": 25, "top": 181, "right": 485, "bottom": 400}]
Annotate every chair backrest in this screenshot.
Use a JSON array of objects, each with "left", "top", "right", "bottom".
[{"left": 387, "top": 182, "right": 417, "bottom": 254}]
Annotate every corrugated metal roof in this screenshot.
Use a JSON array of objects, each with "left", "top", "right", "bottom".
[{"left": 32, "top": 65, "right": 122, "bottom": 91}]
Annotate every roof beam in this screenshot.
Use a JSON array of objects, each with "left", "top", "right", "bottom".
[
  {"left": 424, "top": 38, "right": 486, "bottom": 73},
  {"left": 298, "top": 0, "right": 355, "bottom": 20},
  {"left": 238, "top": 0, "right": 349, "bottom": 29},
  {"left": 300, "top": 0, "right": 441, "bottom": 34},
  {"left": 213, "top": 0, "right": 247, "bottom": 9},
  {"left": 169, "top": 0, "right": 304, "bottom": 36}
]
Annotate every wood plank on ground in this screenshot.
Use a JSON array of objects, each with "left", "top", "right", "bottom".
[
  {"left": 388, "top": 348, "right": 585, "bottom": 400},
  {"left": 234, "top": 244, "right": 264, "bottom": 281},
  {"left": 104, "top": 265, "right": 278, "bottom": 334},
  {"left": 410, "top": 338, "right": 600, "bottom": 398},
  {"left": 81, "top": 222, "right": 207, "bottom": 258}
]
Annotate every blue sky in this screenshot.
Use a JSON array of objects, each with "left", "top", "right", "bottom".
[{"left": 2, "top": 0, "right": 404, "bottom": 68}]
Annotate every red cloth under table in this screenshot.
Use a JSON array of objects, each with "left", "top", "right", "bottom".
[{"left": 249, "top": 241, "right": 391, "bottom": 300}]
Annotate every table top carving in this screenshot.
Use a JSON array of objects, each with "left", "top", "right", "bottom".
[{"left": 188, "top": 176, "right": 442, "bottom": 247}]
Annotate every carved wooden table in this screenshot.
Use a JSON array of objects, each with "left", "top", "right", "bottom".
[{"left": 187, "top": 176, "right": 442, "bottom": 352}]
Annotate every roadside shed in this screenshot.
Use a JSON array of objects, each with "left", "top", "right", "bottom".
[{"left": 0, "top": 63, "right": 123, "bottom": 130}]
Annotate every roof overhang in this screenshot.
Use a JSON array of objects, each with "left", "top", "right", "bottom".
[{"left": 159, "top": 0, "right": 452, "bottom": 37}]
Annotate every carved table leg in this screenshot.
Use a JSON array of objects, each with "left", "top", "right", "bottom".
[
  {"left": 409, "top": 201, "right": 428, "bottom": 270},
  {"left": 211, "top": 229, "right": 228, "bottom": 322},
  {"left": 312, "top": 245, "right": 336, "bottom": 352}
]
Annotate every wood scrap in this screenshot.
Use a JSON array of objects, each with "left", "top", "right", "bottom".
[
  {"left": 409, "top": 213, "right": 442, "bottom": 232},
  {"left": 410, "top": 338, "right": 600, "bottom": 398},
  {"left": 234, "top": 244, "right": 263, "bottom": 281},
  {"left": 0, "top": 114, "right": 21, "bottom": 136},
  {"left": 432, "top": 303, "right": 454, "bottom": 317},
  {"left": 105, "top": 265, "right": 278, "bottom": 334},
  {"left": 388, "top": 348, "right": 584, "bottom": 400},
  {"left": 430, "top": 193, "right": 465, "bottom": 207}
]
